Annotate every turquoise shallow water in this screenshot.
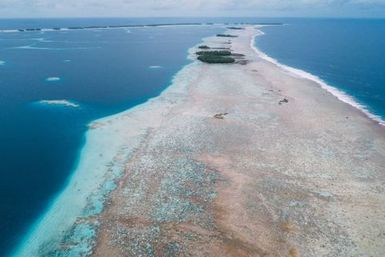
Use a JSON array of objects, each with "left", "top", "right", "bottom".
[{"left": 255, "top": 19, "right": 385, "bottom": 124}]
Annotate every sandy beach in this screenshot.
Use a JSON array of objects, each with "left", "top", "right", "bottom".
[{"left": 16, "top": 26, "right": 385, "bottom": 257}]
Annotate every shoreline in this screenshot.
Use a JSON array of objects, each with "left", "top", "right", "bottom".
[
  {"left": 12, "top": 26, "right": 385, "bottom": 256},
  {"left": 11, "top": 24, "right": 222, "bottom": 257},
  {"left": 11, "top": 59, "right": 201, "bottom": 256},
  {"left": 252, "top": 29, "right": 385, "bottom": 127}
]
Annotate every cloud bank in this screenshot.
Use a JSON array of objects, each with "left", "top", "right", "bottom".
[{"left": 1, "top": 0, "right": 385, "bottom": 17}]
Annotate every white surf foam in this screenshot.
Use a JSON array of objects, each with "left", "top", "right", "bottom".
[
  {"left": 38, "top": 100, "right": 79, "bottom": 108},
  {"left": 46, "top": 77, "right": 61, "bottom": 82},
  {"left": 12, "top": 45, "right": 100, "bottom": 50},
  {"left": 0, "top": 29, "right": 19, "bottom": 33},
  {"left": 31, "top": 37, "right": 53, "bottom": 42},
  {"left": 149, "top": 65, "right": 162, "bottom": 69},
  {"left": 251, "top": 29, "right": 385, "bottom": 126}
]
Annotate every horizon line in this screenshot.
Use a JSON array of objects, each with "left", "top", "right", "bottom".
[{"left": 1, "top": 16, "right": 385, "bottom": 20}]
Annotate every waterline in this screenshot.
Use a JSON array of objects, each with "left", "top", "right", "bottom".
[{"left": 252, "top": 29, "right": 385, "bottom": 126}]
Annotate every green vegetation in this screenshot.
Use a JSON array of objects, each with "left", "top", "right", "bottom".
[
  {"left": 196, "top": 50, "right": 235, "bottom": 64},
  {"left": 198, "top": 45, "right": 210, "bottom": 49},
  {"left": 197, "top": 56, "right": 235, "bottom": 64},
  {"left": 196, "top": 50, "right": 232, "bottom": 56},
  {"left": 25, "top": 28, "right": 41, "bottom": 31},
  {"left": 216, "top": 34, "right": 238, "bottom": 38},
  {"left": 227, "top": 27, "right": 244, "bottom": 30}
]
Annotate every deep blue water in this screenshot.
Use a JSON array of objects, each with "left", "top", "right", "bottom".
[
  {"left": 256, "top": 18, "right": 385, "bottom": 122},
  {"left": 0, "top": 18, "right": 228, "bottom": 256}
]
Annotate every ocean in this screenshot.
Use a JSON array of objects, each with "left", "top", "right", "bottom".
[
  {"left": 1, "top": 17, "right": 385, "bottom": 256},
  {"left": 255, "top": 18, "right": 385, "bottom": 124}
]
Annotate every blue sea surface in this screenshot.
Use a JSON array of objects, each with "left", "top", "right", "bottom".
[
  {"left": 255, "top": 18, "right": 385, "bottom": 122},
  {"left": 0, "top": 18, "right": 225, "bottom": 256}
]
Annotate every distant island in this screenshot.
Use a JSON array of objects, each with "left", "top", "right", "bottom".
[
  {"left": 196, "top": 50, "right": 235, "bottom": 64},
  {"left": 216, "top": 34, "right": 238, "bottom": 38},
  {"left": 1, "top": 22, "right": 283, "bottom": 33}
]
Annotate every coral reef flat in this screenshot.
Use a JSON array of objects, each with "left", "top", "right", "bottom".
[
  {"left": 17, "top": 26, "right": 385, "bottom": 257},
  {"left": 92, "top": 27, "right": 385, "bottom": 256}
]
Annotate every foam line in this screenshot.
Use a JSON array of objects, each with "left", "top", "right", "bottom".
[
  {"left": 252, "top": 29, "right": 385, "bottom": 126},
  {"left": 38, "top": 100, "right": 79, "bottom": 108},
  {"left": 11, "top": 45, "right": 100, "bottom": 50},
  {"left": 46, "top": 77, "right": 61, "bottom": 82}
]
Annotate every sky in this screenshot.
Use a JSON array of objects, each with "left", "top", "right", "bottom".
[{"left": 1, "top": 0, "right": 385, "bottom": 18}]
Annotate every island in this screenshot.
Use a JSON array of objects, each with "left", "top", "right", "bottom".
[{"left": 16, "top": 25, "right": 385, "bottom": 257}]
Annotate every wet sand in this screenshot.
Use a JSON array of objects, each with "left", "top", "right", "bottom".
[{"left": 65, "top": 26, "right": 385, "bottom": 256}]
